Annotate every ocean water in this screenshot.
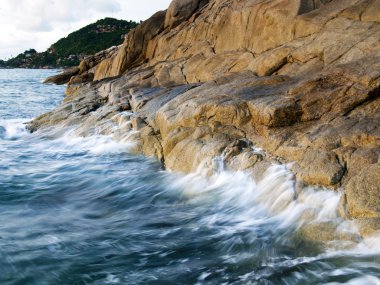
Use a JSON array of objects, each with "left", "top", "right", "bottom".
[{"left": 0, "top": 69, "right": 380, "bottom": 285}]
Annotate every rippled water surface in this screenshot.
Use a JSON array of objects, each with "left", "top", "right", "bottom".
[{"left": 1, "top": 69, "right": 380, "bottom": 285}]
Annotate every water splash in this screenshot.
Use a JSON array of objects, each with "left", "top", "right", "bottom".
[
  {"left": 0, "top": 119, "right": 30, "bottom": 140},
  {"left": 325, "top": 275, "right": 380, "bottom": 285},
  {"left": 164, "top": 160, "right": 367, "bottom": 252},
  {"left": 3, "top": 69, "right": 380, "bottom": 285}
]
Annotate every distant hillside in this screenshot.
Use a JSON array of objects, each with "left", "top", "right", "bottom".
[
  {"left": 51, "top": 18, "right": 138, "bottom": 59},
  {"left": 5, "top": 18, "right": 138, "bottom": 69}
]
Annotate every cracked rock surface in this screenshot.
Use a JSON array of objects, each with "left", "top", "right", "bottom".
[{"left": 37, "top": 0, "right": 380, "bottom": 236}]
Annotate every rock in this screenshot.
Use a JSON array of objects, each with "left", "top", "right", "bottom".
[
  {"left": 248, "top": 161, "right": 275, "bottom": 182},
  {"left": 43, "top": 67, "right": 79, "bottom": 85},
  {"left": 131, "top": 117, "right": 147, "bottom": 130},
  {"left": 345, "top": 163, "right": 380, "bottom": 218},
  {"left": 298, "top": 149, "right": 345, "bottom": 186},
  {"left": 361, "top": 0, "right": 380, "bottom": 23},
  {"left": 139, "top": 126, "right": 164, "bottom": 161},
  {"left": 347, "top": 148, "right": 379, "bottom": 177},
  {"left": 42, "top": 46, "right": 119, "bottom": 86},
  {"left": 355, "top": 218, "right": 380, "bottom": 237},
  {"left": 79, "top": 45, "right": 119, "bottom": 74},
  {"left": 294, "top": 222, "right": 361, "bottom": 249},
  {"left": 164, "top": 0, "right": 208, "bottom": 29},
  {"left": 296, "top": 221, "right": 360, "bottom": 243},
  {"left": 69, "top": 72, "right": 94, "bottom": 85},
  {"left": 227, "top": 150, "right": 264, "bottom": 172},
  {"left": 31, "top": 0, "right": 380, "bottom": 237},
  {"left": 250, "top": 47, "right": 290, "bottom": 76},
  {"left": 94, "top": 11, "right": 166, "bottom": 81}
]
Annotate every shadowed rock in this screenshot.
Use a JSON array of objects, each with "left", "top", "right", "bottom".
[
  {"left": 43, "top": 67, "right": 79, "bottom": 85},
  {"left": 36, "top": 0, "right": 380, "bottom": 237}
]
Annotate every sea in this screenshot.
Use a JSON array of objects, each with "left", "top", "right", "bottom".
[{"left": 0, "top": 69, "right": 380, "bottom": 285}]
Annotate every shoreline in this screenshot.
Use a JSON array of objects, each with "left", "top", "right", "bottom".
[
  {"left": 28, "top": 72, "right": 379, "bottom": 241},
  {"left": 0, "top": 66, "right": 65, "bottom": 70},
  {"left": 30, "top": 0, "right": 380, "bottom": 240}
]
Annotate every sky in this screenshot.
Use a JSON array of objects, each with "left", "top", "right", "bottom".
[{"left": 0, "top": 0, "right": 172, "bottom": 60}]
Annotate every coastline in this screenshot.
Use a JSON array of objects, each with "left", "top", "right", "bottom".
[
  {"left": 29, "top": 0, "right": 380, "bottom": 241},
  {"left": 0, "top": 66, "right": 65, "bottom": 70}
]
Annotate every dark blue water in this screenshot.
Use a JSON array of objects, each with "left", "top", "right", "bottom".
[{"left": 1, "top": 69, "right": 380, "bottom": 285}]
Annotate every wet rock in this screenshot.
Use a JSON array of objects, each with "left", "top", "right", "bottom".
[
  {"left": 139, "top": 126, "right": 164, "bottom": 161},
  {"left": 131, "top": 117, "right": 147, "bottom": 131},
  {"left": 346, "top": 163, "right": 380, "bottom": 218},
  {"left": 227, "top": 150, "right": 264, "bottom": 172},
  {"left": 355, "top": 218, "right": 380, "bottom": 237},
  {"left": 296, "top": 221, "right": 360, "bottom": 243},
  {"left": 248, "top": 161, "right": 275, "bottom": 182},
  {"left": 32, "top": 0, "right": 380, "bottom": 236}
]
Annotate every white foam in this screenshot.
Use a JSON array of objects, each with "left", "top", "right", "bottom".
[
  {"left": 10, "top": 110, "right": 378, "bottom": 255},
  {"left": 0, "top": 119, "right": 29, "bottom": 140},
  {"left": 352, "top": 233, "right": 380, "bottom": 254},
  {"left": 88, "top": 137, "right": 135, "bottom": 155},
  {"left": 165, "top": 162, "right": 349, "bottom": 245},
  {"left": 164, "top": 156, "right": 380, "bottom": 271},
  {"left": 30, "top": 110, "right": 138, "bottom": 156},
  {"left": 49, "top": 131, "right": 137, "bottom": 156},
  {"left": 105, "top": 274, "right": 121, "bottom": 284},
  {"left": 252, "top": 145, "right": 265, "bottom": 155},
  {"left": 325, "top": 276, "right": 380, "bottom": 285}
]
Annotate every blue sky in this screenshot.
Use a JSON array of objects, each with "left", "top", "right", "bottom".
[{"left": 0, "top": 0, "right": 172, "bottom": 60}]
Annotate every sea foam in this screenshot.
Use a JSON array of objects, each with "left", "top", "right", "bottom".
[{"left": 0, "top": 119, "right": 29, "bottom": 140}]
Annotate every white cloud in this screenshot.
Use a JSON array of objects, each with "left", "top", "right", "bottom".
[
  {"left": 0, "top": 0, "right": 172, "bottom": 59},
  {"left": 3, "top": 0, "right": 121, "bottom": 32}
]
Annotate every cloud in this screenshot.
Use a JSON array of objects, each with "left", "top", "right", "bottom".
[
  {"left": 118, "top": 0, "right": 172, "bottom": 21},
  {"left": 3, "top": 0, "right": 121, "bottom": 32},
  {"left": 0, "top": 35, "right": 40, "bottom": 60},
  {"left": 0, "top": 0, "right": 172, "bottom": 59}
]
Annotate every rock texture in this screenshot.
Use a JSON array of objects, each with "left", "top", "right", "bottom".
[
  {"left": 43, "top": 67, "right": 80, "bottom": 85},
  {"left": 36, "top": 0, "right": 380, "bottom": 237},
  {"left": 43, "top": 45, "right": 120, "bottom": 85}
]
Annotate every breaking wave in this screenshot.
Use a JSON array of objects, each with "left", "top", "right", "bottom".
[{"left": 1, "top": 69, "right": 380, "bottom": 285}]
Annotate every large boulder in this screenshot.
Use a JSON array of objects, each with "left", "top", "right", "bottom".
[
  {"left": 34, "top": 0, "right": 380, "bottom": 236},
  {"left": 164, "top": 0, "right": 209, "bottom": 29},
  {"left": 94, "top": 11, "right": 166, "bottom": 81}
]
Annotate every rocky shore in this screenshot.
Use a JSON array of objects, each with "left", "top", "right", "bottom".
[{"left": 31, "top": 0, "right": 380, "bottom": 239}]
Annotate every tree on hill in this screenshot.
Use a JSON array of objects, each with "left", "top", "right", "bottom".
[
  {"left": 4, "top": 17, "right": 138, "bottom": 68},
  {"left": 51, "top": 18, "right": 138, "bottom": 58}
]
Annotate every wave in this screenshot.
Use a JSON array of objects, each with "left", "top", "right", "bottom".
[
  {"left": 47, "top": 131, "right": 137, "bottom": 156},
  {"left": 0, "top": 112, "right": 137, "bottom": 156},
  {"left": 165, "top": 158, "right": 380, "bottom": 255},
  {"left": 325, "top": 275, "right": 380, "bottom": 285},
  {"left": 166, "top": 164, "right": 349, "bottom": 238},
  {"left": 2, "top": 115, "right": 378, "bottom": 250},
  {"left": 163, "top": 162, "right": 380, "bottom": 284},
  {"left": 2, "top": 114, "right": 380, "bottom": 284},
  {"left": 0, "top": 118, "right": 30, "bottom": 140}
]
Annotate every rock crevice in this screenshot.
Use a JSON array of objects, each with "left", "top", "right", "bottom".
[{"left": 36, "top": 0, "right": 380, "bottom": 237}]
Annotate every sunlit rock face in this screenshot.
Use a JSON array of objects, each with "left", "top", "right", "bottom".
[{"left": 39, "top": 0, "right": 380, "bottom": 236}]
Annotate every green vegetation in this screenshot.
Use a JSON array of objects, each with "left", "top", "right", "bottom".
[
  {"left": 4, "top": 18, "right": 138, "bottom": 68},
  {"left": 5, "top": 49, "right": 57, "bottom": 68}
]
